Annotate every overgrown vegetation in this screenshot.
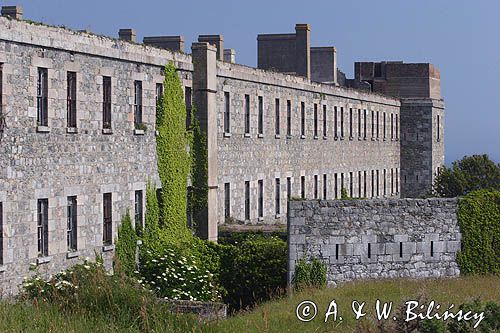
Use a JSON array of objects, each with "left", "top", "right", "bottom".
[
  {"left": 433, "top": 154, "right": 500, "bottom": 197},
  {"left": 114, "top": 212, "right": 137, "bottom": 275},
  {"left": 292, "top": 257, "right": 327, "bottom": 291},
  {"left": 456, "top": 190, "right": 500, "bottom": 275}
]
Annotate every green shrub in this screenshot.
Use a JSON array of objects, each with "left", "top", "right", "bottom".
[
  {"left": 115, "top": 212, "right": 138, "bottom": 275},
  {"left": 456, "top": 190, "right": 500, "bottom": 275},
  {"left": 292, "top": 257, "right": 327, "bottom": 291},
  {"left": 447, "top": 298, "right": 499, "bottom": 333}
]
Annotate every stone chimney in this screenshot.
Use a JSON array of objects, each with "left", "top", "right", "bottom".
[
  {"left": 295, "top": 24, "right": 311, "bottom": 79},
  {"left": 223, "top": 49, "right": 236, "bottom": 63},
  {"left": 1, "top": 5, "right": 23, "bottom": 20},
  {"left": 198, "top": 35, "right": 224, "bottom": 61},
  {"left": 143, "top": 36, "right": 185, "bottom": 52},
  {"left": 118, "top": 29, "right": 136, "bottom": 42}
]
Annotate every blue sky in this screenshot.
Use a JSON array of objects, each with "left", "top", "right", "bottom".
[{"left": 9, "top": 0, "right": 500, "bottom": 164}]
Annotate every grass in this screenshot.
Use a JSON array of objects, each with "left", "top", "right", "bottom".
[{"left": 0, "top": 275, "right": 497, "bottom": 332}]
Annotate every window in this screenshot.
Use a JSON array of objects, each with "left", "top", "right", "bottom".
[
  {"left": 0, "top": 63, "right": 3, "bottom": 119},
  {"left": 67, "top": 196, "right": 77, "bottom": 252},
  {"left": 287, "top": 177, "right": 292, "bottom": 200},
  {"left": 334, "top": 106, "right": 338, "bottom": 138},
  {"left": 363, "top": 171, "right": 367, "bottom": 198},
  {"left": 395, "top": 114, "right": 399, "bottom": 140},
  {"left": 358, "top": 171, "right": 362, "bottom": 198},
  {"left": 134, "top": 80, "right": 143, "bottom": 126},
  {"left": 314, "top": 175, "right": 318, "bottom": 199},
  {"left": 323, "top": 174, "right": 327, "bottom": 199},
  {"left": 103, "top": 193, "right": 112, "bottom": 245},
  {"left": 376, "top": 111, "right": 380, "bottom": 139},
  {"left": 391, "top": 113, "right": 394, "bottom": 139},
  {"left": 245, "top": 181, "right": 250, "bottom": 220},
  {"left": 301, "top": 176, "right": 306, "bottom": 199},
  {"left": 383, "top": 169, "right": 387, "bottom": 195},
  {"left": 258, "top": 180, "right": 264, "bottom": 218},
  {"left": 67, "top": 72, "right": 77, "bottom": 128},
  {"left": 383, "top": 112, "right": 386, "bottom": 139},
  {"left": 0, "top": 202, "right": 3, "bottom": 264},
  {"left": 224, "top": 183, "right": 230, "bottom": 218},
  {"left": 275, "top": 98, "right": 280, "bottom": 136},
  {"left": 340, "top": 107, "right": 344, "bottom": 138},
  {"left": 371, "top": 110, "right": 374, "bottom": 138},
  {"left": 37, "top": 199, "right": 49, "bottom": 256},
  {"left": 156, "top": 83, "right": 163, "bottom": 104},
  {"left": 341, "top": 173, "right": 345, "bottom": 192},
  {"left": 37, "top": 68, "right": 48, "bottom": 126},
  {"left": 313, "top": 103, "right": 318, "bottom": 137},
  {"left": 286, "top": 100, "right": 291, "bottom": 136},
  {"left": 135, "top": 190, "right": 143, "bottom": 230},
  {"left": 185, "top": 86, "right": 192, "bottom": 129},
  {"left": 323, "top": 105, "right": 327, "bottom": 137},
  {"left": 357, "top": 109, "right": 361, "bottom": 137},
  {"left": 371, "top": 170, "right": 375, "bottom": 197},
  {"left": 275, "top": 178, "right": 281, "bottom": 214},
  {"left": 349, "top": 108, "right": 353, "bottom": 138},
  {"left": 391, "top": 168, "right": 394, "bottom": 194},
  {"left": 334, "top": 173, "right": 338, "bottom": 199},
  {"left": 363, "top": 109, "right": 367, "bottom": 139},
  {"left": 258, "top": 96, "right": 264, "bottom": 135},
  {"left": 244, "top": 94, "right": 250, "bottom": 134},
  {"left": 376, "top": 170, "right": 380, "bottom": 196},
  {"left": 103, "top": 76, "right": 112, "bottom": 129},
  {"left": 301, "top": 102, "right": 305, "bottom": 136},
  {"left": 396, "top": 168, "right": 399, "bottom": 193},
  {"left": 437, "top": 114, "right": 440, "bottom": 141},
  {"left": 349, "top": 172, "right": 353, "bottom": 197},
  {"left": 224, "top": 92, "right": 230, "bottom": 133}
]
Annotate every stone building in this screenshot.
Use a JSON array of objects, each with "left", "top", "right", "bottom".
[{"left": 0, "top": 6, "right": 444, "bottom": 294}]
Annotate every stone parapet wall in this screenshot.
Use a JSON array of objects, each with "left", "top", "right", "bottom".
[{"left": 288, "top": 198, "right": 461, "bottom": 286}]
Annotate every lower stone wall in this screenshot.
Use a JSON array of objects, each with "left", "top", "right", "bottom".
[{"left": 288, "top": 198, "right": 461, "bottom": 286}]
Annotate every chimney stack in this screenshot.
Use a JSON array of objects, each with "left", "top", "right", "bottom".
[
  {"left": 143, "top": 36, "right": 185, "bottom": 52},
  {"left": 295, "top": 24, "right": 311, "bottom": 79},
  {"left": 1, "top": 5, "right": 23, "bottom": 20},
  {"left": 223, "top": 49, "right": 236, "bottom": 63},
  {"left": 198, "top": 35, "right": 224, "bottom": 61},
  {"left": 118, "top": 29, "right": 136, "bottom": 42}
]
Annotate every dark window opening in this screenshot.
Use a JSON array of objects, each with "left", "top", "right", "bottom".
[
  {"left": 156, "top": 83, "right": 163, "bottom": 104},
  {"left": 430, "top": 241, "right": 434, "bottom": 257},
  {"left": 185, "top": 86, "right": 192, "bottom": 129},
  {"left": 399, "top": 242, "right": 403, "bottom": 258},
  {"left": 258, "top": 96, "right": 264, "bottom": 134},
  {"left": 275, "top": 98, "right": 280, "bottom": 135},
  {"left": 134, "top": 80, "right": 143, "bottom": 126},
  {"left": 301, "top": 176, "right": 305, "bottom": 199},
  {"left": 367, "top": 243, "right": 371, "bottom": 259},
  {"left": 357, "top": 109, "right": 361, "bottom": 137},
  {"left": 37, "top": 198, "right": 49, "bottom": 256},
  {"left": 286, "top": 100, "right": 291, "bottom": 136},
  {"left": 224, "top": 92, "right": 230, "bottom": 133},
  {"left": 363, "top": 109, "right": 367, "bottom": 139},
  {"left": 245, "top": 181, "right": 250, "bottom": 220},
  {"left": 340, "top": 107, "right": 344, "bottom": 137},
  {"left": 334, "top": 173, "right": 338, "bottom": 199},
  {"left": 67, "top": 72, "right": 77, "bottom": 128},
  {"left": 275, "top": 178, "right": 280, "bottom": 214},
  {"left": 314, "top": 175, "right": 318, "bottom": 199},
  {"left": 67, "top": 196, "right": 77, "bottom": 252},
  {"left": 287, "top": 177, "right": 291, "bottom": 200},
  {"left": 103, "top": 193, "right": 112, "bottom": 245},
  {"left": 323, "top": 105, "right": 327, "bottom": 137},
  {"left": 103, "top": 76, "right": 112, "bottom": 129},
  {"left": 335, "top": 244, "right": 339, "bottom": 260},
  {"left": 323, "top": 174, "right": 327, "bottom": 199},
  {"left": 334, "top": 106, "right": 338, "bottom": 138},
  {"left": 301, "top": 102, "right": 305, "bottom": 136},
  {"left": 258, "top": 180, "right": 264, "bottom": 218},
  {"left": 244, "top": 94, "right": 250, "bottom": 134},
  {"left": 37, "top": 68, "right": 48, "bottom": 126},
  {"left": 224, "top": 183, "right": 230, "bottom": 218},
  {"left": 313, "top": 104, "right": 318, "bottom": 137},
  {"left": 349, "top": 172, "right": 353, "bottom": 197},
  {"left": 349, "top": 108, "right": 353, "bottom": 137},
  {"left": 135, "top": 190, "right": 143, "bottom": 230},
  {"left": 358, "top": 171, "right": 362, "bottom": 198},
  {"left": 0, "top": 202, "right": 3, "bottom": 264}
]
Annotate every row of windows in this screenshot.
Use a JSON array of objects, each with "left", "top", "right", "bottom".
[
  {"left": 224, "top": 168, "right": 400, "bottom": 220},
  {"left": 28, "top": 67, "right": 192, "bottom": 130},
  {"left": 0, "top": 191, "right": 144, "bottom": 261},
  {"left": 223, "top": 92, "right": 399, "bottom": 140}
]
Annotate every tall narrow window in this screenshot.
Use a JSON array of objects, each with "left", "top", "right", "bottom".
[
  {"left": 103, "top": 193, "right": 112, "bottom": 245},
  {"left": 67, "top": 196, "right": 77, "bottom": 252},
  {"left": 376, "top": 111, "right": 380, "bottom": 139},
  {"left": 287, "top": 177, "right": 292, "bottom": 200},
  {"left": 37, "top": 198, "right": 49, "bottom": 256},
  {"left": 313, "top": 103, "right": 318, "bottom": 137},
  {"left": 357, "top": 109, "right": 361, "bottom": 137},
  {"left": 286, "top": 100, "right": 291, "bottom": 136},
  {"left": 334, "top": 173, "right": 338, "bottom": 199},
  {"left": 185, "top": 86, "right": 192, "bottom": 129},
  {"left": 275, "top": 98, "right": 280, "bottom": 136},
  {"left": 341, "top": 173, "right": 345, "bottom": 192},
  {"left": 314, "top": 175, "right": 318, "bottom": 199},
  {"left": 301, "top": 176, "right": 306, "bottom": 199},
  {"left": 363, "top": 109, "right": 367, "bottom": 139},
  {"left": 383, "top": 169, "right": 387, "bottom": 195},
  {"left": 349, "top": 108, "right": 353, "bottom": 138},
  {"left": 340, "top": 107, "right": 344, "bottom": 138},
  {"left": 244, "top": 94, "right": 250, "bottom": 134},
  {"left": 0, "top": 63, "right": 3, "bottom": 120},
  {"left": 323, "top": 105, "right": 327, "bottom": 137},
  {"left": 224, "top": 183, "right": 230, "bottom": 219},
  {"left": 245, "top": 181, "right": 250, "bottom": 220},
  {"left": 156, "top": 83, "right": 163, "bottom": 104},
  {"left": 275, "top": 178, "right": 281, "bottom": 215},
  {"left": 103, "top": 76, "right": 112, "bottom": 129},
  {"left": 323, "top": 174, "right": 327, "bottom": 199},
  {"left": 437, "top": 114, "right": 440, "bottom": 141},
  {"left": 363, "top": 171, "right": 367, "bottom": 198},
  {"left": 391, "top": 113, "right": 394, "bottom": 139},
  {"left": 395, "top": 114, "right": 399, "bottom": 140},
  {"left": 334, "top": 106, "right": 338, "bottom": 138},
  {"left": 301, "top": 102, "right": 305, "bottom": 136},
  {"left": 358, "top": 171, "right": 362, "bottom": 198},
  {"left": 371, "top": 110, "right": 374, "bottom": 138},
  {"left": 376, "top": 170, "right": 380, "bottom": 196},
  {"left": 134, "top": 80, "right": 143, "bottom": 127},
  {"left": 67, "top": 72, "right": 77, "bottom": 128},
  {"left": 0, "top": 202, "right": 2, "bottom": 264},
  {"left": 396, "top": 168, "right": 399, "bottom": 193},
  {"left": 391, "top": 168, "right": 394, "bottom": 194},
  {"left": 224, "top": 92, "right": 230, "bottom": 133},
  {"left": 135, "top": 190, "right": 143, "bottom": 230},
  {"left": 258, "top": 180, "right": 264, "bottom": 218},
  {"left": 37, "top": 68, "right": 48, "bottom": 126},
  {"left": 371, "top": 170, "right": 375, "bottom": 197},
  {"left": 383, "top": 112, "right": 386, "bottom": 140},
  {"left": 258, "top": 96, "right": 263, "bottom": 135},
  {"left": 349, "top": 172, "right": 353, "bottom": 197}
]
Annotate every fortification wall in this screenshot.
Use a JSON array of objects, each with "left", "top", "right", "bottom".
[
  {"left": 288, "top": 198, "right": 461, "bottom": 286},
  {"left": 215, "top": 61, "right": 402, "bottom": 228},
  {"left": 0, "top": 17, "right": 192, "bottom": 294}
]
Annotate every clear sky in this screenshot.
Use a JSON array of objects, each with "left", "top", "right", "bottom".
[{"left": 8, "top": 0, "right": 500, "bottom": 164}]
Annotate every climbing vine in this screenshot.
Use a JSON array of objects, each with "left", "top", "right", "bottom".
[
  {"left": 114, "top": 212, "right": 137, "bottom": 275},
  {"left": 156, "top": 61, "right": 192, "bottom": 242}
]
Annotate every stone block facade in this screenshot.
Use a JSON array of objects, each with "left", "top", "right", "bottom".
[{"left": 288, "top": 198, "right": 461, "bottom": 286}]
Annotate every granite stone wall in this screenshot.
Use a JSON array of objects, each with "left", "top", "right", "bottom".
[{"left": 288, "top": 198, "right": 461, "bottom": 286}]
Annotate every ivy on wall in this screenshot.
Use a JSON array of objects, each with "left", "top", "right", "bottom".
[
  {"left": 456, "top": 190, "right": 500, "bottom": 275},
  {"left": 114, "top": 212, "right": 137, "bottom": 275},
  {"left": 190, "top": 109, "right": 208, "bottom": 235}
]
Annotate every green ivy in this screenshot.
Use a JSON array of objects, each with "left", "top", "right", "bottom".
[
  {"left": 190, "top": 110, "right": 208, "bottom": 235},
  {"left": 142, "top": 182, "right": 161, "bottom": 253},
  {"left": 292, "top": 257, "right": 327, "bottom": 291},
  {"left": 114, "top": 212, "right": 137, "bottom": 275},
  {"left": 156, "top": 61, "right": 191, "bottom": 243},
  {"left": 456, "top": 190, "right": 500, "bottom": 275}
]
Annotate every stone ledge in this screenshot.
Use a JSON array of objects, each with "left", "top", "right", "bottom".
[
  {"left": 0, "top": 265, "right": 6, "bottom": 273},
  {"left": 102, "top": 244, "right": 115, "bottom": 252},
  {"left": 133, "top": 129, "right": 145, "bottom": 135},
  {"left": 102, "top": 128, "right": 113, "bottom": 135},
  {"left": 66, "top": 127, "right": 78, "bottom": 134},
  {"left": 275, "top": 134, "right": 281, "bottom": 139},
  {"left": 300, "top": 134, "right": 306, "bottom": 139},
  {"left": 257, "top": 133, "right": 264, "bottom": 138},
  {"left": 223, "top": 132, "right": 231, "bottom": 138},
  {"left": 66, "top": 251, "right": 80, "bottom": 259},
  {"left": 36, "top": 125, "right": 50, "bottom": 133},
  {"left": 243, "top": 133, "right": 251, "bottom": 138},
  {"left": 36, "top": 256, "right": 52, "bottom": 265}
]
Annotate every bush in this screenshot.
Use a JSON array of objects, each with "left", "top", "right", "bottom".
[
  {"left": 456, "top": 190, "right": 500, "bottom": 275},
  {"left": 292, "top": 257, "right": 327, "bottom": 291},
  {"left": 115, "top": 212, "right": 138, "bottom": 275},
  {"left": 447, "top": 298, "right": 499, "bottom": 333}
]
